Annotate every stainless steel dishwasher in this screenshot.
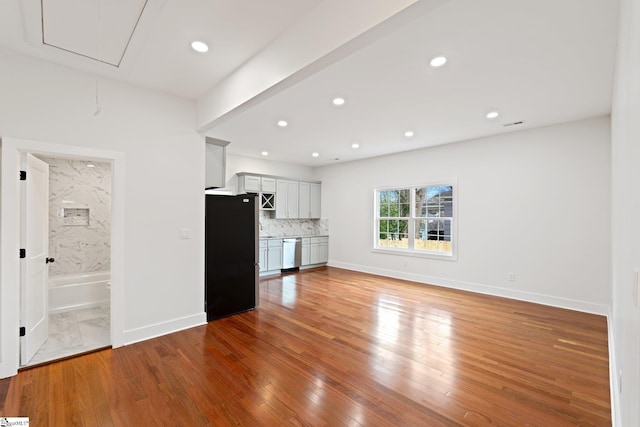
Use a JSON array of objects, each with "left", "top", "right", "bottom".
[{"left": 282, "top": 237, "right": 302, "bottom": 270}]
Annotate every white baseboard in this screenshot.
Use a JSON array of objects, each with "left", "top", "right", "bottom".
[
  {"left": 123, "top": 312, "right": 207, "bottom": 346},
  {"left": 328, "top": 261, "right": 609, "bottom": 316}
]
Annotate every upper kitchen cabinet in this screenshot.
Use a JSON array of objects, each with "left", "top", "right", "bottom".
[
  {"left": 310, "top": 182, "right": 321, "bottom": 219},
  {"left": 238, "top": 173, "right": 321, "bottom": 219},
  {"left": 238, "top": 173, "right": 277, "bottom": 211},
  {"left": 276, "top": 179, "right": 299, "bottom": 219},
  {"left": 298, "top": 182, "right": 321, "bottom": 219},
  {"left": 237, "top": 174, "right": 276, "bottom": 194}
]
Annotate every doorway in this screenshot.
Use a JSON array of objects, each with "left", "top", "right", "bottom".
[
  {"left": 23, "top": 155, "right": 113, "bottom": 366},
  {"left": 0, "top": 137, "right": 125, "bottom": 379}
]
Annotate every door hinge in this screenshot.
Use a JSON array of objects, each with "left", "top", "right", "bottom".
[
  {"left": 19, "top": 170, "right": 26, "bottom": 181},
  {"left": 19, "top": 248, "right": 26, "bottom": 259},
  {"left": 19, "top": 327, "right": 26, "bottom": 337}
]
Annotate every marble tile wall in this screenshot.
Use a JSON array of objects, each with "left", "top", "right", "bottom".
[
  {"left": 40, "top": 156, "right": 111, "bottom": 276},
  {"left": 259, "top": 211, "right": 328, "bottom": 237}
]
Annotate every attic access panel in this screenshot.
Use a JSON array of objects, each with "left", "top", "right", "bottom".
[{"left": 41, "top": 0, "right": 148, "bottom": 67}]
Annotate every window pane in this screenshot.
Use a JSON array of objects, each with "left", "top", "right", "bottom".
[
  {"left": 414, "top": 188, "right": 427, "bottom": 218},
  {"left": 400, "top": 203, "right": 410, "bottom": 217},
  {"left": 442, "top": 200, "right": 453, "bottom": 217},
  {"left": 414, "top": 219, "right": 452, "bottom": 253},
  {"left": 427, "top": 185, "right": 453, "bottom": 199},
  {"left": 427, "top": 205, "right": 441, "bottom": 217}
]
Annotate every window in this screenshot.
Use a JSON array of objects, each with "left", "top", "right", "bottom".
[{"left": 374, "top": 183, "right": 455, "bottom": 258}]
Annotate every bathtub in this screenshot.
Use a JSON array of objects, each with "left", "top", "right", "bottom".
[{"left": 49, "top": 271, "right": 110, "bottom": 313}]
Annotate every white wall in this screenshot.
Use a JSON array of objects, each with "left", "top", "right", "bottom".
[
  {"left": 610, "top": 0, "right": 640, "bottom": 424},
  {"left": 0, "top": 55, "right": 205, "bottom": 377},
  {"left": 317, "top": 116, "right": 611, "bottom": 313}
]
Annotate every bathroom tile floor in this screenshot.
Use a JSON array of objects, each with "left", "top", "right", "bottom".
[{"left": 27, "top": 304, "right": 111, "bottom": 366}]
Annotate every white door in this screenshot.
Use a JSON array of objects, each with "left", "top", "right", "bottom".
[{"left": 20, "top": 154, "right": 50, "bottom": 365}]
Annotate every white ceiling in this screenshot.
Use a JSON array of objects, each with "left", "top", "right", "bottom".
[{"left": 0, "top": 0, "right": 620, "bottom": 167}]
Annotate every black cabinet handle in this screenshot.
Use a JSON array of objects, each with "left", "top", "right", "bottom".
[{"left": 46, "top": 257, "right": 55, "bottom": 264}]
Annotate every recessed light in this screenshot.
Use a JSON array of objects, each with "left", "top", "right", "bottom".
[
  {"left": 191, "top": 41, "right": 209, "bottom": 53},
  {"left": 430, "top": 56, "right": 447, "bottom": 67},
  {"left": 404, "top": 131, "right": 414, "bottom": 138},
  {"left": 87, "top": 164, "right": 95, "bottom": 168},
  {"left": 261, "top": 151, "right": 269, "bottom": 156},
  {"left": 312, "top": 152, "right": 319, "bottom": 157},
  {"left": 351, "top": 143, "right": 360, "bottom": 149},
  {"left": 486, "top": 111, "right": 499, "bottom": 119},
  {"left": 332, "top": 97, "right": 345, "bottom": 106},
  {"left": 277, "top": 120, "right": 288, "bottom": 127}
]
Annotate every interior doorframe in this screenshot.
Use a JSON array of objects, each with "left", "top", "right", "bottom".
[{"left": 0, "top": 137, "right": 125, "bottom": 378}]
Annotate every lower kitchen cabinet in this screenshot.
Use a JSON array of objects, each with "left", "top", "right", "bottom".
[
  {"left": 307, "top": 236, "right": 328, "bottom": 265},
  {"left": 267, "top": 239, "right": 283, "bottom": 270},
  {"left": 259, "top": 240, "right": 268, "bottom": 271},
  {"left": 301, "top": 237, "right": 311, "bottom": 266},
  {"left": 259, "top": 239, "right": 283, "bottom": 274}
]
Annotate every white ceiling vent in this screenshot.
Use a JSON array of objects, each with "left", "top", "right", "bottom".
[
  {"left": 503, "top": 121, "right": 525, "bottom": 127},
  {"left": 41, "top": 0, "right": 148, "bottom": 67}
]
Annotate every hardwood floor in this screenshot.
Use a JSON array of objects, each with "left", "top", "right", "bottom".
[{"left": 1, "top": 267, "right": 611, "bottom": 426}]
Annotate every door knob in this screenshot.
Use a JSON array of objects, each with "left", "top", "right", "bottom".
[{"left": 46, "top": 257, "right": 55, "bottom": 264}]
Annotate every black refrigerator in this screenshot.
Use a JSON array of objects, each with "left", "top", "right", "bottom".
[{"left": 205, "top": 194, "right": 259, "bottom": 321}]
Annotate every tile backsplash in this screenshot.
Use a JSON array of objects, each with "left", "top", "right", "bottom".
[
  {"left": 40, "top": 156, "right": 111, "bottom": 276},
  {"left": 259, "top": 211, "right": 328, "bottom": 237}
]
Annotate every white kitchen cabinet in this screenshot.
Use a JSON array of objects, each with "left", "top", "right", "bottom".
[
  {"left": 267, "top": 239, "right": 283, "bottom": 271},
  {"left": 238, "top": 174, "right": 277, "bottom": 193},
  {"left": 238, "top": 174, "right": 277, "bottom": 211},
  {"left": 298, "top": 182, "right": 310, "bottom": 219},
  {"left": 310, "top": 182, "right": 321, "bottom": 219},
  {"left": 301, "top": 237, "right": 311, "bottom": 266},
  {"left": 261, "top": 177, "right": 276, "bottom": 193},
  {"left": 309, "top": 237, "right": 329, "bottom": 265},
  {"left": 259, "top": 240, "right": 268, "bottom": 271},
  {"left": 259, "top": 239, "right": 283, "bottom": 274},
  {"left": 275, "top": 179, "right": 299, "bottom": 219},
  {"left": 298, "top": 181, "right": 321, "bottom": 219}
]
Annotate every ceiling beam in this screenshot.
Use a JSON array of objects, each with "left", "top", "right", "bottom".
[{"left": 196, "top": 0, "right": 449, "bottom": 134}]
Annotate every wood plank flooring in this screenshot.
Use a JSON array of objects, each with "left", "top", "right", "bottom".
[{"left": 1, "top": 267, "right": 611, "bottom": 426}]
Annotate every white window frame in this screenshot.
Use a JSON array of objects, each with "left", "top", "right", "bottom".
[{"left": 373, "top": 181, "right": 457, "bottom": 261}]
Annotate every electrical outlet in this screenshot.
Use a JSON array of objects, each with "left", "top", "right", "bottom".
[{"left": 508, "top": 273, "right": 516, "bottom": 282}]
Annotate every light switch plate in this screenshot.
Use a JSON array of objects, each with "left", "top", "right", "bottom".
[{"left": 179, "top": 228, "right": 192, "bottom": 239}]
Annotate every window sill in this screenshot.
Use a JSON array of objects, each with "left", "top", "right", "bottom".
[{"left": 372, "top": 247, "right": 457, "bottom": 262}]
